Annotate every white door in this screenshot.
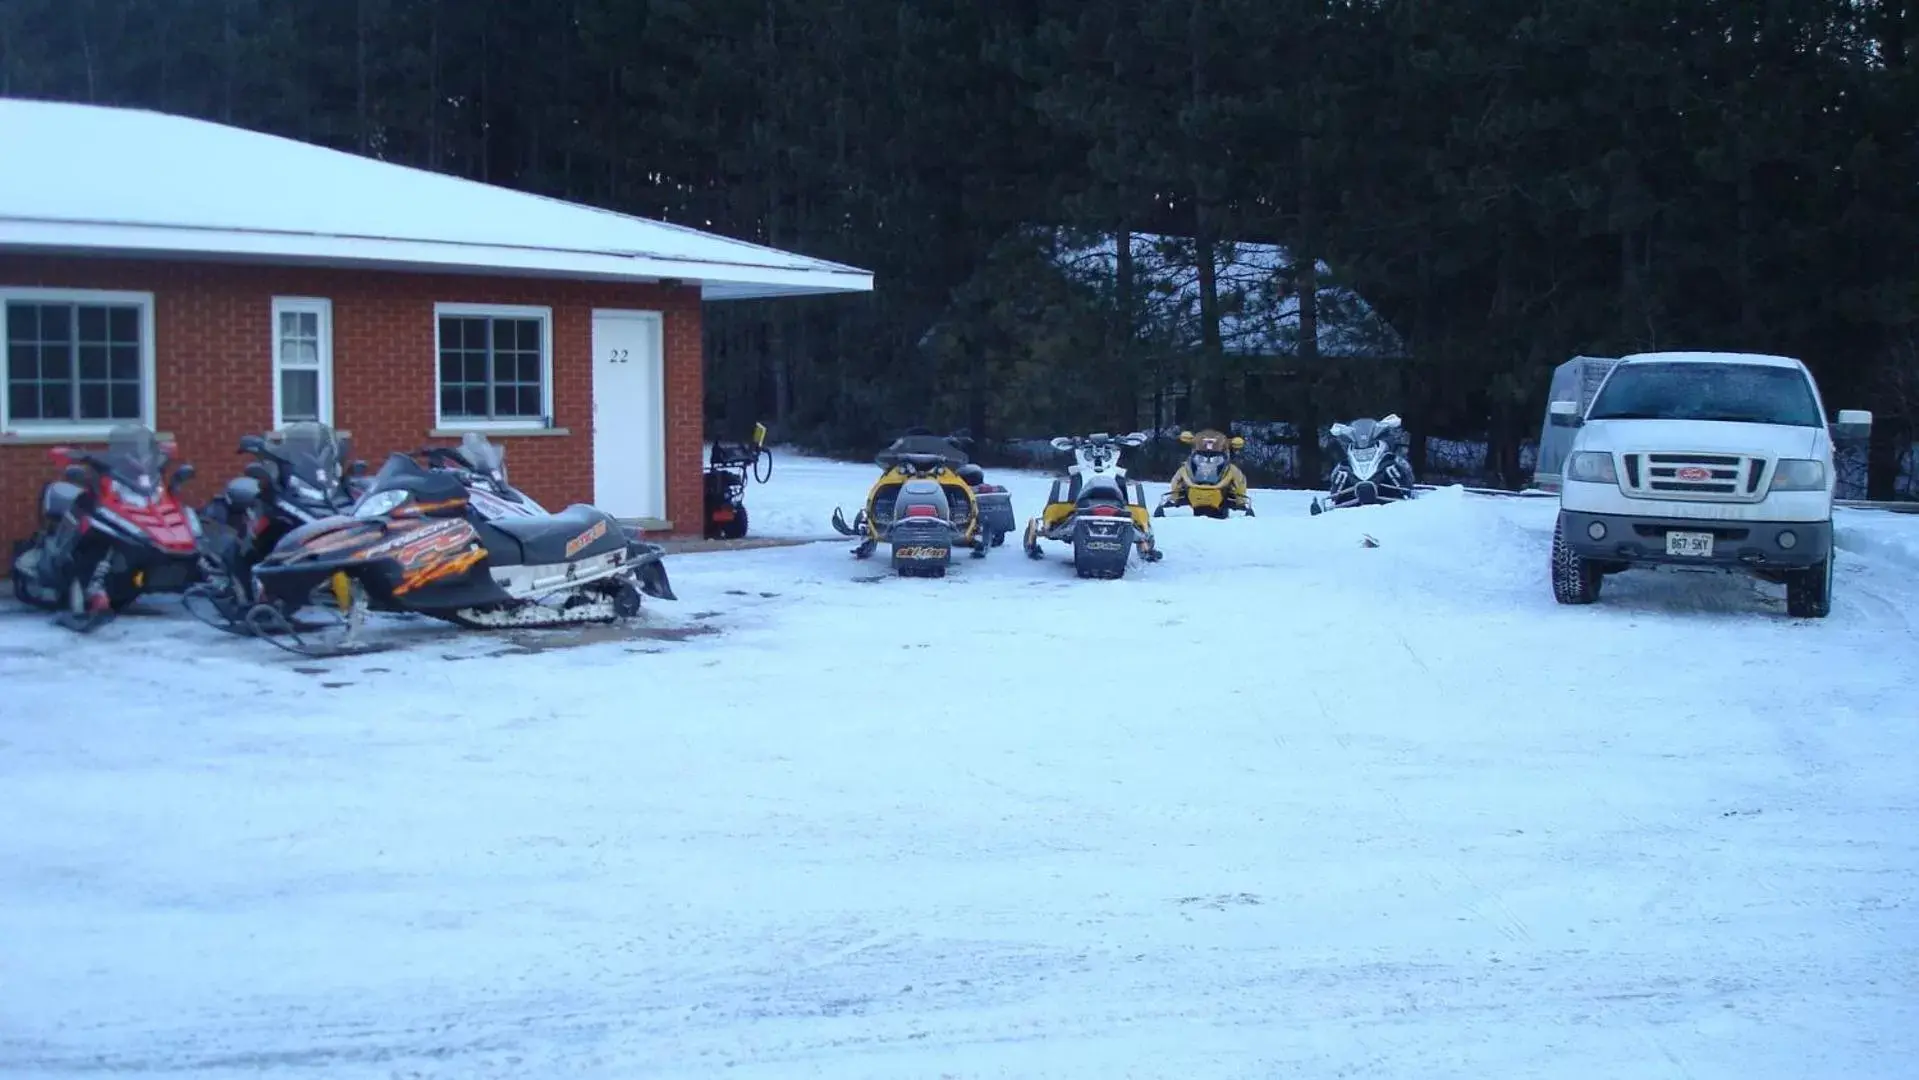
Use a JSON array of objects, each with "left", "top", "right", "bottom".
[{"left": 590, "top": 310, "right": 667, "bottom": 521}]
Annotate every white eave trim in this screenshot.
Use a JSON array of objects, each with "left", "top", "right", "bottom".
[{"left": 0, "top": 218, "right": 875, "bottom": 299}]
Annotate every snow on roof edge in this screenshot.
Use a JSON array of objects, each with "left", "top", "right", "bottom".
[{"left": 0, "top": 96, "right": 873, "bottom": 287}]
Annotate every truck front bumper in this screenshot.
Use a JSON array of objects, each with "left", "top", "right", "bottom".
[{"left": 1559, "top": 510, "right": 1829, "bottom": 569}]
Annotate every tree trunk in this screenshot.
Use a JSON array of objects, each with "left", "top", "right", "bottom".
[
  {"left": 1294, "top": 134, "right": 1323, "bottom": 486},
  {"left": 1115, "top": 228, "right": 1137, "bottom": 429}
]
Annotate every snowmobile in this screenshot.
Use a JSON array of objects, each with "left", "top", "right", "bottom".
[
  {"left": 10, "top": 424, "right": 204, "bottom": 631},
  {"left": 186, "top": 422, "right": 369, "bottom": 633},
  {"left": 1155, "top": 428, "right": 1254, "bottom": 518},
  {"left": 829, "top": 429, "right": 1012, "bottom": 576},
  {"left": 702, "top": 422, "right": 771, "bottom": 539},
  {"left": 1310, "top": 413, "right": 1418, "bottom": 515},
  {"left": 1022, "top": 431, "right": 1162, "bottom": 579},
  {"left": 241, "top": 450, "right": 675, "bottom": 655}
]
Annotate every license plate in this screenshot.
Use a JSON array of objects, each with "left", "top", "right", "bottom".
[{"left": 1665, "top": 531, "right": 1714, "bottom": 557}]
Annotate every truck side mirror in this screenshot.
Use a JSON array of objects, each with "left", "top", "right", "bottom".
[
  {"left": 1832, "top": 409, "right": 1873, "bottom": 442},
  {"left": 1548, "top": 400, "right": 1582, "bottom": 427}
]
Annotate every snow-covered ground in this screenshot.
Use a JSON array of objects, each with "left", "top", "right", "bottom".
[{"left": 3, "top": 451, "right": 1917, "bottom": 1079}]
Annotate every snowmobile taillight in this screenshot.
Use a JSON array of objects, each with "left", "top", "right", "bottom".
[
  {"left": 903, "top": 504, "right": 939, "bottom": 518},
  {"left": 1089, "top": 505, "right": 1122, "bottom": 516},
  {"left": 976, "top": 483, "right": 1002, "bottom": 493}
]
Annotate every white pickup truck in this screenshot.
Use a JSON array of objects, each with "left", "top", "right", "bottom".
[{"left": 1547, "top": 350, "right": 1872, "bottom": 618}]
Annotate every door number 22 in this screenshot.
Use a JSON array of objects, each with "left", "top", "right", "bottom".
[{"left": 607, "top": 348, "right": 631, "bottom": 363}]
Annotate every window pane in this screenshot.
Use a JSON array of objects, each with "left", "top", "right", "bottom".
[
  {"left": 280, "top": 369, "right": 319, "bottom": 421},
  {"left": 280, "top": 311, "right": 303, "bottom": 338},
  {"left": 108, "top": 306, "right": 137, "bottom": 342},
  {"left": 438, "top": 349, "right": 463, "bottom": 382},
  {"left": 109, "top": 344, "right": 139, "bottom": 380},
  {"left": 108, "top": 382, "right": 140, "bottom": 419},
  {"left": 9, "top": 342, "right": 39, "bottom": 380},
  {"left": 282, "top": 340, "right": 319, "bottom": 366},
  {"left": 462, "top": 352, "right": 488, "bottom": 383},
  {"left": 9, "top": 382, "right": 39, "bottom": 419},
  {"left": 513, "top": 319, "right": 541, "bottom": 351},
  {"left": 37, "top": 342, "right": 71, "bottom": 381},
  {"left": 463, "top": 386, "right": 488, "bottom": 417},
  {"left": 296, "top": 311, "right": 318, "bottom": 337},
  {"left": 76, "top": 305, "right": 107, "bottom": 342},
  {"left": 38, "top": 306, "right": 71, "bottom": 343},
  {"left": 6, "top": 303, "right": 37, "bottom": 342},
  {"left": 516, "top": 385, "right": 543, "bottom": 417},
  {"left": 78, "top": 344, "right": 107, "bottom": 380},
  {"left": 512, "top": 350, "right": 541, "bottom": 383},
  {"left": 491, "top": 384, "right": 518, "bottom": 417},
  {"left": 439, "top": 385, "right": 465, "bottom": 418},
  {"left": 41, "top": 381, "right": 72, "bottom": 420},
  {"left": 78, "top": 382, "right": 108, "bottom": 420}
]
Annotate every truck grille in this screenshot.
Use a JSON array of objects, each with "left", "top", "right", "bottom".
[{"left": 1623, "top": 452, "right": 1767, "bottom": 501}]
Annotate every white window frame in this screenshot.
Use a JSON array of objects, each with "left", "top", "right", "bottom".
[
  {"left": 432, "top": 302, "right": 555, "bottom": 433},
  {"left": 0, "top": 286, "right": 158, "bottom": 439},
  {"left": 271, "top": 296, "right": 334, "bottom": 430}
]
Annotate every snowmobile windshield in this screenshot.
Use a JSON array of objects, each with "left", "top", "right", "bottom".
[
  {"left": 1345, "top": 419, "right": 1381, "bottom": 448},
  {"left": 458, "top": 432, "right": 508, "bottom": 478},
  {"left": 1586, "top": 362, "right": 1822, "bottom": 427},
  {"left": 878, "top": 433, "right": 967, "bottom": 469},
  {"left": 101, "top": 425, "right": 167, "bottom": 493},
  {"left": 1190, "top": 451, "right": 1228, "bottom": 483},
  {"left": 276, "top": 423, "right": 345, "bottom": 500}
]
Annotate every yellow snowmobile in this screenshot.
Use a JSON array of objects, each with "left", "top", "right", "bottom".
[
  {"left": 830, "top": 430, "right": 1007, "bottom": 577},
  {"left": 1155, "top": 428, "right": 1254, "bottom": 518},
  {"left": 1022, "top": 432, "right": 1162, "bottom": 579}
]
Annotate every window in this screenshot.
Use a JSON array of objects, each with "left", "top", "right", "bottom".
[
  {"left": 1588, "top": 362, "right": 1823, "bottom": 428},
  {"left": 272, "top": 296, "right": 333, "bottom": 428},
  {"left": 434, "top": 303, "right": 552, "bottom": 429},
  {"left": 2, "top": 288, "right": 156, "bottom": 436}
]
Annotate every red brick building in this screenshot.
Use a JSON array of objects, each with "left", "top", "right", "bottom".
[{"left": 0, "top": 99, "right": 871, "bottom": 549}]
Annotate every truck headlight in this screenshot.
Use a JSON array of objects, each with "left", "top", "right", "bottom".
[
  {"left": 1769, "top": 459, "right": 1826, "bottom": 492},
  {"left": 1565, "top": 451, "right": 1617, "bottom": 484}
]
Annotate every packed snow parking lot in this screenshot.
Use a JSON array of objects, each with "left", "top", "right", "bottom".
[{"left": 2, "top": 451, "right": 1916, "bottom": 1079}]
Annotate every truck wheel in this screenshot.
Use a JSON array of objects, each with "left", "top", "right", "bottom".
[
  {"left": 1550, "top": 517, "right": 1602, "bottom": 605},
  {"left": 1785, "top": 553, "right": 1832, "bottom": 618}
]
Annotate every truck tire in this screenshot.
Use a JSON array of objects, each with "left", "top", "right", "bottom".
[
  {"left": 1550, "top": 517, "right": 1602, "bottom": 605},
  {"left": 1786, "top": 552, "right": 1832, "bottom": 618}
]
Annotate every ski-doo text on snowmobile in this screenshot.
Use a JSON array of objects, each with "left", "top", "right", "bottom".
[
  {"left": 1311, "top": 414, "right": 1417, "bottom": 515},
  {"left": 10, "top": 424, "right": 204, "bottom": 631},
  {"left": 1156, "top": 428, "right": 1254, "bottom": 518},
  {"left": 244, "top": 450, "right": 674, "bottom": 655},
  {"left": 830, "top": 429, "right": 1014, "bottom": 576},
  {"left": 1023, "top": 431, "right": 1162, "bottom": 578}
]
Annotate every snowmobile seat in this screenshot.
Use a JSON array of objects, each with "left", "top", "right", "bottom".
[
  {"left": 957, "top": 463, "right": 986, "bottom": 486},
  {"left": 487, "top": 505, "right": 626, "bottom": 566}
]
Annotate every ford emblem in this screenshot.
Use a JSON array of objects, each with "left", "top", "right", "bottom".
[{"left": 1676, "top": 466, "right": 1710, "bottom": 481}]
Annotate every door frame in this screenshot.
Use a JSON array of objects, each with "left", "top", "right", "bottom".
[{"left": 589, "top": 308, "right": 668, "bottom": 523}]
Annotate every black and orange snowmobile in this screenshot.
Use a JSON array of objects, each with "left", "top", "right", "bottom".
[{"left": 243, "top": 450, "right": 674, "bottom": 654}]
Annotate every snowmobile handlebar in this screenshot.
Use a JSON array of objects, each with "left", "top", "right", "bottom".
[{"left": 1049, "top": 432, "right": 1148, "bottom": 452}]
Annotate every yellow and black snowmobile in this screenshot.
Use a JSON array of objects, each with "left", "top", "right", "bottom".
[
  {"left": 830, "top": 429, "right": 1011, "bottom": 577},
  {"left": 1022, "top": 431, "right": 1162, "bottom": 579},
  {"left": 1155, "top": 428, "right": 1254, "bottom": 518}
]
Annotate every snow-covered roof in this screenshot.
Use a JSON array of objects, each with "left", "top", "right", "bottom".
[
  {"left": 1049, "top": 229, "right": 1404, "bottom": 359},
  {"left": 0, "top": 98, "right": 872, "bottom": 301},
  {"left": 1620, "top": 351, "right": 1806, "bottom": 369}
]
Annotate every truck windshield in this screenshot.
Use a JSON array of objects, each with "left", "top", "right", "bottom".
[{"left": 1586, "top": 362, "right": 1822, "bottom": 427}]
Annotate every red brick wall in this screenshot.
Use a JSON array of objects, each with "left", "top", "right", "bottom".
[{"left": 0, "top": 254, "right": 705, "bottom": 554}]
